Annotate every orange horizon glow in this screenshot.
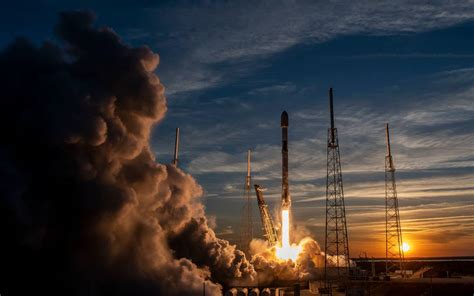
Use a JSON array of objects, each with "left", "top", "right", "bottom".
[{"left": 350, "top": 233, "right": 474, "bottom": 258}]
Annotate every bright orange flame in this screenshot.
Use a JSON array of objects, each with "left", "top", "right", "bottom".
[{"left": 275, "top": 209, "right": 302, "bottom": 261}]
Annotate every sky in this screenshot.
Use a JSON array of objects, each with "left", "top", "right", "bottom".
[{"left": 1, "top": 0, "right": 473, "bottom": 258}]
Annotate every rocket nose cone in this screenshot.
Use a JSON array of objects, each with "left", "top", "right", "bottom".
[{"left": 281, "top": 111, "right": 288, "bottom": 127}]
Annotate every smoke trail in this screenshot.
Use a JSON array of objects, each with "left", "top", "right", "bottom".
[{"left": 0, "top": 10, "right": 254, "bottom": 296}]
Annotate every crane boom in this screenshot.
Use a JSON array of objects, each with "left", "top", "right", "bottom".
[
  {"left": 254, "top": 184, "right": 278, "bottom": 245},
  {"left": 384, "top": 123, "right": 405, "bottom": 276}
]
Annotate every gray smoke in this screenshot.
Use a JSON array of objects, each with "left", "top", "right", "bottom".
[{"left": 0, "top": 10, "right": 254, "bottom": 296}]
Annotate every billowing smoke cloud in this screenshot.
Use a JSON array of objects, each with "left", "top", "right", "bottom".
[
  {"left": 250, "top": 237, "right": 324, "bottom": 284},
  {"left": 0, "top": 11, "right": 254, "bottom": 295}
]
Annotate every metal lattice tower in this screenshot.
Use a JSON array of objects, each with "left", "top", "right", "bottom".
[
  {"left": 254, "top": 184, "right": 278, "bottom": 245},
  {"left": 239, "top": 150, "right": 253, "bottom": 253},
  {"left": 324, "top": 88, "right": 350, "bottom": 279},
  {"left": 384, "top": 123, "right": 405, "bottom": 275}
]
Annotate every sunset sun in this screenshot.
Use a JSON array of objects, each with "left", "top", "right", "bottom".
[{"left": 402, "top": 242, "right": 410, "bottom": 253}]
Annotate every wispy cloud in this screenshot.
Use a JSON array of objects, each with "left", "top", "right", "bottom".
[{"left": 147, "top": 1, "right": 474, "bottom": 94}]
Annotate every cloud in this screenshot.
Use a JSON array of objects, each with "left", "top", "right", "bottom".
[
  {"left": 162, "top": 1, "right": 474, "bottom": 62},
  {"left": 0, "top": 11, "right": 257, "bottom": 295},
  {"left": 149, "top": 0, "right": 474, "bottom": 94},
  {"left": 215, "top": 225, "right": 235, "bottom": 236}
]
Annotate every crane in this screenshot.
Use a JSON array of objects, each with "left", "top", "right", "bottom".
[
  {"left": 384, "top": 123, "right": 406, "bottom": 276},
  {"left": 254, "top": 184, "right": 278, "bottom": 245}
]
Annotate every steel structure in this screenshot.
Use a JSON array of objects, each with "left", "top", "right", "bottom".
[
  {"left": 239, "top": 150, "right": 253, "bottom": 253},
  {"left": 172, "top": 127, "right": 180, "bottom": 167},
  {"left": 324, "top": 88, "right": 350, "bottom": 279},
  {"left": 254, "top": 184, "right": 278, "bottom": 245},
  {"left": 384, "top": 123, "right": 405, "bottom": 275}
]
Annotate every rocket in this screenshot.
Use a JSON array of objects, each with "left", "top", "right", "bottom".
[
  {"left": 281, "top": 111, "right": 290, "bottom": 209},
  {"left": 172, "top": 127, "right": 180, "bottom": 167}
]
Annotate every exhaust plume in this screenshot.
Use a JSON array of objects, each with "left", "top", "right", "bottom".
[
  {"left": 250, "top": 237, "right": 324, "bottom": 284},
  {"left": 0, "top": 11, "right": 254, "bottom": 296}
]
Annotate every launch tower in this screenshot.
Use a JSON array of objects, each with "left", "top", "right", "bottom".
[
  {"left": 239, "top": 150, "right": 253, "bottom": 253},
  {"left": 324, "top": 88, "right": 350, "bottom": 279}
]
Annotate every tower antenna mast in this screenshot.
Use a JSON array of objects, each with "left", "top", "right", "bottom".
[
  {"left": 239, "top": 150, "right": 253, "bottom": 253},
  {"left": 324, "top": 88, "right": 350, "bottom": 284}
]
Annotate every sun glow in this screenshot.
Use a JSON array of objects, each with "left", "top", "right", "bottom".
[
  {"left": 275, "top": 209, "right": 302, "bottom": 261},
  {"left": 402, "top": 242, "right": 410, "bottom": 253}
]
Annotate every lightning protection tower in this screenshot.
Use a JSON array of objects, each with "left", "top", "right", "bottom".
[
  {"left": 324, "top": 88, "right": 350, "bottom": 280},
  {"left": 239, "top": 150, "right": 253, "bottom": 254},
  {"left": 384, "top": 123, "right": 405, "bottom": 275}
]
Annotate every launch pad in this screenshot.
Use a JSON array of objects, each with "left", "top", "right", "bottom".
[{"left": 230, "top": 88, "right": 432, "bottom": 295}]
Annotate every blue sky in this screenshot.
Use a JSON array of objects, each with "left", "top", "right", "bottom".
[{"left": 2, "top": 0, "right": 473, "bottom": 257}]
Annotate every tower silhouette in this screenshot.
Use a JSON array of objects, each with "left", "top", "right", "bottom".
[
  {"left": 384, "top": 123, "right": 405, "bottom": 275},
  {"left": 239, "top": 150, "right": 253, "bottom": 253},
  {"left": 324, "top": 88, "right": 350, "bottom": 280}
]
